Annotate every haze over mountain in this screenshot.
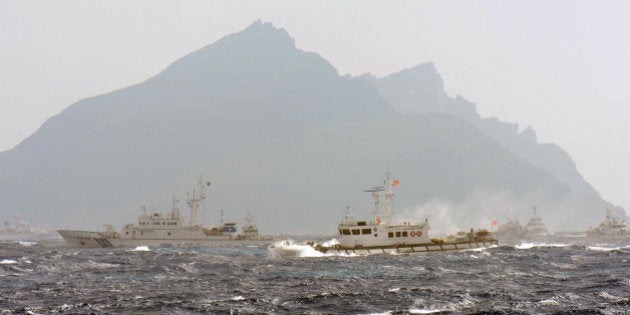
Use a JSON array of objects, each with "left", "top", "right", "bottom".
[{"left": 0, "top": 21, "right": 619, "bottom": 233}]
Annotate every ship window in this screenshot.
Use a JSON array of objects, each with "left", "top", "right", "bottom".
[
  {"left": 342, "top": 229, "right": 351, "bottom": 235},
  {"left": 361, "top": 228, "right": 371, "bottom": 235},
  {"left": 374, "top": 234, "right": 378, "bottom": 237},
  {"left": 388, "top": 232, "right": 394, "bottom": 238},
  {"left": 402, "top": 231, "right": 408, "bottom": 237},
  {"left": 140, "top": 232, "right": 144, "bottom": 235},
  {"left": 168, "top": 232, "right": 171, "bottom": 236},
  {"left": 351, "top": 229, "right": 360, "bottom": 235},
  {"left": 126, "top": 232, "right": 129, "bottom": 235},
  {"left": 395, "top": 231, "right": 401, "bottom": 237},
  {"left": 357, "top": 221, "right": 366, "bottom": 226}
]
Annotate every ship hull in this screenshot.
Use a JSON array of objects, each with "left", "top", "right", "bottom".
[
  {"left": 313, "top": 239, "right": 499, "bottom": 255},
  {"left": 57, "top": 229, "right": 238, "bottom": 248}
]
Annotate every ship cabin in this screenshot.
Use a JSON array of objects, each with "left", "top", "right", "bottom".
[
  {"left": 202, "top": 222, "right": 238, "bottom": 236},
  {"left": 337, "top": 219, "right": 431, "bottom": 248},
  {"left": 222, "top": 222, "right": 237, "bottom": 233},
  {"left": 136, "top": 209, "right": 182, "bottom": 228}
]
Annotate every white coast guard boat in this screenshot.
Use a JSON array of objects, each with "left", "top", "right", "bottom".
[
  {"left": 310, "top": 173, "right": 498, "bottom": 255},
  {"left": 587, "top": 208, "right": 627, "bottom": 236},
  {"left": 58, "top": 177, "right": 252, "bottom": 247},
  {"left": 525, "top": 206, "right": 548, "bottom": 237}
]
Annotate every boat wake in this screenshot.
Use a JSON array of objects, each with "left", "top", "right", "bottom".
[{"left": 267, "top": 239, "right": 355, "bottom": 258}]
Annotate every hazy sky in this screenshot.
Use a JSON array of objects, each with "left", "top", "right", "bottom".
[{"left": 1, "top": 1, "right": 629, "bottom": 212}]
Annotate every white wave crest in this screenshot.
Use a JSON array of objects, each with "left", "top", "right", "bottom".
[
  {"left": 515, "top": 242, "right": 569, "bottom": 250},
  {"left": 321, "top": 238, "right": 339, "bottom": 247},
  {"left": 267, "top": 239, "right": 355, "bottom": 258},
  {"left": 129, "top": 246, "right": 150, "bottom": 252},
  {"left": 268, "top": 240, "right": 325, "bottom": 257},
  {"left": 0, "top": 259, "right": 18, "bottom": 264},
  {"left": 408, "top": 308, "right": 444, "bottom": 314},
  {"left": 588, "top": 245, "right": 630, "bottom": 252},
  {"left": 18, "top": 241, "right": 37, "bottom": 247}
]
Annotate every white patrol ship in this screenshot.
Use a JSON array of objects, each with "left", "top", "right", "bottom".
[
  {"left": 58, "top": 177, "right": 252, "bottom": 247},
  {"left": 311, "top": 173, "right": 498, "bottom": 255},
  {"left": 587, "top": 208, "right": 627, "bottom": 236},
  {"left": 525, "top": 206, "right": 548, "bottom": 237}
]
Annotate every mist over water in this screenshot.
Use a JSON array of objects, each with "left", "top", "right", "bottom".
[
  {"left": 1, "top": 239, "right": 629, "bottom": 314},
  {"left": 397, "top": 185, "right": 613, "bottom": 233}
]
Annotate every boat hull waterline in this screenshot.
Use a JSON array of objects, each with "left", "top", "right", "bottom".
[
  {"left": 57, "top": 229, "right": 243, "bottom": 247},
  {"left": 312, "top": 240, "right": 499, "bottom": 255}
]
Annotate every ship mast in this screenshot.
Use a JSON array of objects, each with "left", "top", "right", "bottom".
[
  {"left": 244, "top": 210, "right": 253, "bottom": 227},
  {"left": 364, "top": 187, "right": 383, "bottom": 224},
  {"left": 384, "top": 172, "right": 394, "bottom": 225},
  {"left": 364, "top": 172, "right": 396, "bottom": 225},
  {"left": 171, "top": 197, "right": 181, "bottom": 222},
  {"left": 187, "top": 176, "right": 209, "bottom": 226}
]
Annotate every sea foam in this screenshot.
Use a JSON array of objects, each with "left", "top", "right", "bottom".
[
  {"left": 515, "top": 242, "right": 569, "bottom": 250},
  {"left": 129, "top": 246, "right": 150, "bottom": 252}
]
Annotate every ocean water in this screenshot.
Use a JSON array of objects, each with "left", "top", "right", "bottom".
[{"left": 1, "top": 239, "right": 629, "bottom": 314}]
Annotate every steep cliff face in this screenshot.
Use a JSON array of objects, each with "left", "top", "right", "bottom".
[
  {"left": 0, "top": 21, "right": 613, "bottom": 233},
  {"left": 375, "top": 63, "right": 600, "bottom": 197}
]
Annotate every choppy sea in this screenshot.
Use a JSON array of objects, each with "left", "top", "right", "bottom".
[{"left": 1, "top": 238, "right": 629, "bottom": 314}]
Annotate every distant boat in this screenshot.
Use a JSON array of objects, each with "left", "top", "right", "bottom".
[
  {"left": 525, "top": 206, "right": 548, "bottom": 237},
  {"left": 587, "top": 209, "right": 627, "bottom": 236},
  {"left": 494, "top": 218, "right": 527, "bottom": 241},
  {"left": 1, "top": 214, "right": 49, "bottom": 241},
  {"left": 58, "top": 177, "right": 265, "bottom": 247},
  {"left": 235, "top": 211, "right": 261, "bottom": 241},
  {"left": 309, "top": 173, "right": 498, "bottom": 255}
]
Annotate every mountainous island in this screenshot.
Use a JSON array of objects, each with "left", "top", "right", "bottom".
[{"left": 0, "top": 21, "right": 621, "bottom": 233}]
